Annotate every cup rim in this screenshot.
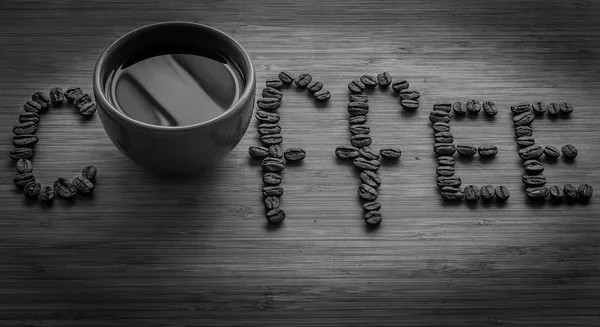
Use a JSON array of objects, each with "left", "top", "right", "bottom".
[{"left": 93, "top": 21, "right": 255, "bottom": 131}]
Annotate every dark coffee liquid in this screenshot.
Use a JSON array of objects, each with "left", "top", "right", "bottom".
[{"left": 106, "top": 47, "right": 244, "bottom": 126}]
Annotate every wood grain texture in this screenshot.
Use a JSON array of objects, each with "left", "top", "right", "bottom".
[{"left": 1, "top": 0, "right": 599, "bottom": 325}]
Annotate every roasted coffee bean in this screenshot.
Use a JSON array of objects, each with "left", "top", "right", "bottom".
[
  {"left": 391, "top": 80, "right": 409, "bottom": 92},
  {"left": 9, "top": 148, "right": 34, "bottom": 160},
  {"left": 434, "top": 132, "right": 454, "bottom": 144},
  {"left": 495, "top": 186, "right": 510, "bottom": 201},
  {"left": 16, "top": 159, "right": 33, "bottom": 173},
  {"left": 525, "top": 186, "right": 549, "bottom": 199},
  {"left": 284, "top": 148, "right": 306, "bottom": 162},
  {"left": 32, "top": 96, "right": 49, "bottom": 112},
  {"left": 464, "top": 185, "right": 481, "bottom": 201},
  {"left": 478, "top": 145, "right": 498, "bottom": 157},
  {"left": 482, "top": 101, "right": 498, "bottom": 116},
  {"left": 348, "top": 102, "right": 369, "bottom": 116},
  {"left": 466, "top": 100, "right": 481, "bottom": 114},
  {"left": 480, "top": 185, "right": 495, "bottom": 200},
  {"left": 350, "top": 124, "right": 370, "bottom": 135},
  {"left": 12, "top": 135, "right": 38, "bottom": 147},
  {"left": 65, "top": 87, "right": 83, "bottom": 102},
  {"left": 515, "top": 126, "right": 533, "bottom": 138},
  {"left": 519, "top": 145, "right": 543, "bottom": 160},
  {"left": 54, "top": 178, "right": 76, "bottom": 198},
  {"left": 278, "top": 71, "right": 294, "bottom": 84},
  {"left": 264, "top": 196, "right": 280, "bottom": 210},
  {"left": 256, "top": 98, "right": 281, "bottom": 111},
  {"left": 360, "top": 75, "right": 377, "bottom": 87},
  {"left": 429, "top": 110, "right": 450, "bottom": 123},
  {"left": 349, "top": 94, "right": 369, "bottom": 103},
  {"left": 437, "top": 166, "right": 455, "bottom": 177},
  {"left": 434, "top": 143, "right": 456, "bottom": 156},
  {"left": 362, "top": 201, "right": 381, "bottom": 212},
  {"left": 24, "top": 181, "right": 41, "bottom": 199},
  {"left": 559, "top": 102, "right": 573, "bottom": 114},
  {"left": 257, "top": 123, "right": 281, "bottom": 135},
  {"left": 73, "top": 175, "right": 94, "bottom": 194},
  {"left": 547, "top": 103, "right": 560, "bottom": 116},
  {"left": 359, "top": 147, "right": 379, "bottom": 160},
  {"left": 262, "top": 87, "right": 283, "bottom": 100},
  {"left": 360, "top": 170, "right": 381, "bottom": 188},
  {"left": 364, "top": 211, "right": 383, "bottom": 225},
  {"left": 265, "top": 78, "right": 283, "bottom": 89},
  {"left": 432, "top": 122, "right": 450, "bottom": 133},
  {"left": 379, "top": 147, "right": 402, "bottom": 159},
  {"left": 438, "top": 156, "right": 455, "bottom": 166},
  {"left": 377, "top": 72, "right": 392, "bottom": 87},
  {"left": 441, "top": 187, "right": 464, "bottom": 200},
  {"left": 398, "top": 89, "right": 420, "bottom": 100},
  {"left": 294, "top": 73, "right": 312, "bottom": 88},
  {"left": 578, "top": 184, "right": 593, "bottom": 200},
  {"left": 13, "top": 122, "right": 38, "bottom": 135},
  {"left": 266, "top": 208, "right": 286, "bottom": 224},
  {"left": 348, "top": 79, "right": 365, "bottom": 93},
  {"left": 531, "top": 101, "right": 546, "bottom": 114},
  {"left": 19, "top": 112, "right": 40, "bottom": 124},
  {"left": 74, "top": 93, "right": 93, "bottom": 108},
  {"left": 401, "top": 99, "right": 419, "bottom": 110},
  {"left": 261, "top": 157, "right": 286, "bottom": 172},
  {"left": 255, "top": 110, "right": 280, "bottom": 123},
  {"left": 437, "top": 176, "right": 461, "bottom": 188},
  {"left": 358, "top": 184, "right": 378, "bottom": 201},
  {"left": 523, "top": 160, "right": 544, "bottom": 174},
  {"left": 522, "top": 174, "right": 547, "bottom": 186},
  {"left": 349, "top": 115, "right": 367, "bottom": 125},
  {"left": 562, "top": 144, "right": 578, "bottom": 159},
  {"left": 335, "top": 146, "right": 360, "bottom": 159},
  {"left": 433, "top": 102, "right": 452, "bottom": 113},
  {"left": 353, "top": 157, "right": 380, "bottom": 171},
  {"left": 263, "top": 173, "right": 282, "bottom": 186},
  {"left": 32, "top": 91, "right": 51, "bottom": 106},
  {"left": 23, "top": 100, "right": 42, "bottom": 113},
  {"left": 456, "top": 144, "right": 477, "bottom": 157},
  {"left": 269, "top": 144, "right": 284, "bottom": 158},
  {"left": 315, "top": 89, "right": 331, "bottom": 102},
  {"left": 452, "top": 102, "right": 466, "bottom": 115},
  {"left": 249, "top": 146, "right": 269, "bottom": 158},
  {"left": 513, "top": 110, "right": 535, "bottom": 126},
  {"left": 307, "top": 80, "right": 323, "bottom": 93},
  {"left": 261, "top": 134, "right": 283, "bottom": 145},
  {"left": 79, "top": 101, "right": 97, "bottom": 117},
  {"left": 510, "top": 103, "right": 531, "bottom": 114},
  {"left": 564, "top": 184, "right": 579, "bottom": 201},
  {"left": 263, "top": 186, "right": 284, "bottom": 197},
  {"left": 549, "top": 185, "right": 564, "bottom": 200},
  {"left": 350, "top": 134, "right": 372, "bottom": 148},
  {"left": 38, "top": 185, "right": 55, "bottom": 202},
  {"left": 82, "top": 165, "right": 97, "bottom": 181},
  {"left": 517, "top": 136, "right": 535, "bottom": 148},
  {"left": 544, "top": 146, "right": 560, "bottom": 159},
  {"left": 14, "top": 173, "right": 35, "bottom": 189}
]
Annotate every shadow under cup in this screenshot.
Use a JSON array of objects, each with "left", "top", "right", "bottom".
[{"left": 93, "top": 22, "right": 256, "bottom": 174}]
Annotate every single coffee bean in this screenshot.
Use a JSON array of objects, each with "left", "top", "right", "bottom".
[
  {"left": 24, "top": 181, "right": 41, "bottom": 199},
  {"left": 549, "top": 185, "right": 564, "bottom": 200},
  {"left": 478, "top": 145, "right": 498, "bottom": 157},
  {"left": 261, "top": 134, "right": 283, "bottom": 145},
  {"left": 9, "top": 148, "right": 34, "bottom": 160},
  {"left": 16, "top": 159, "right": 33, "bottom": 173},
  {"left": 54, "top": 178, "right": 76, "bottom": 198},
  {"left": 379, "top": 147, "right": 402, "bottom": 159},
  {"left": 23, "top": 100, "right": 42, "bottom": 113},
  {"left": 401, "top": 99, "right": 419, "bottom": 110},
  {"left": 517, "top": 136, "right": 535, "bottom": 148},
  {"left": 437, "top": 166, "right": 455, "bottom": 177},
  {"left": 350, "top": 124, "right": 370, "bottom": 135},
  {"left": 398, "top": 89, "right": 420, "bottom": 100},
  {"left": 441, "top": 186, "right": 464, "bottom": 200},
  {"left": 77, "top": 99, "right": 94, "bottom": 116},
  {"left": 547, "top": 103, "right": 560, "bottom": 116},
  {"left": 525, "top": 186, "right": 549, "bottom": 199},
  {"left": 12, "top": 135, "right": 38, "bottom": 147},
  {"left": 562, "top": 144, "right": 578, "bottom": 159},
  {"left": 362, "top": 201, "right": 381, "bottom": 212},
  {"left": 307, "top": 80, "right": 324, "bottom": 93},
  {"left": 559, "top": 102, "right": 573, "bottom": 114},
  {"left": 364, "top": 211, "right": 383, "bottom": 225},
  {"left": 466, "top": 100, "right": 481, "bottom": 114},
  {"left": 437, "top": 176, "right": 461, "bottom": 188},
  {"left": 348, "top": 115, "right": 367, "bottom": 125},
  {"left": 515, "top": 126, "right": 533, "bottom": 137},
  {"left": 348, "top": 79, "right": 365, "bottom": 93},
  {"left": 262, "top": 87, "right": 283, "bottom": 100},
  {"left": 513, "top": 110, "right": 535, "bottom": 126},
  {"left": 14, "top": 173, "right": 35, "bottom": 189},
  {"left": 266, "top": 208, "right": 286, "bottom": 224},
  {"left": 510, "top": 103, "right": 531, "bottom": 114},
  {"left": 38, "top": 185, "right": 55, "bottom": 202},
  {"left": 519, "top": 145, "right": 543, "bottom": 160},
  {"left": 74, "top": 93, "right": 93, "bottom": 108},
  {"left": 262, "top": 186, "right": 284, "bottom": 197},
  {"left": 335, "top": 145, "right": 360, "bottom": 159},
  {"left": 452, "top": 102, "right": 466, "bottom": 115},
  {"left": 82, "top": 165, "right": 97, "bottom": 180},
  {"left": 391, "top": 80, "right": 409, "bottom": 92},
  {"left": 257, "top": 123, "right": 281, "bottom": 135},
  {"left": 544, "top": 146, "right": 560, "bottom": 159},
  {"left": 19, "top": 112, "right": 40, "bottom": 124},
  {"left": 294, "top": 73, "right": 312, "bottom": 88},
  {"left": 255, "top": 110, "right": 280, "bottom": 123},
  {"left": 434, "top": 132, "right": 454, "bottom": 144},
  {"left": 522, "top": 174, "right": 547, "bottom": 187},
  {"left": 263, "top": 173, "right": 282, "bottom": 186},
  {"left": 482, "top": 101, "right": 498, "bottom": 116},
  {"left": 434, "top": 143, "right": 456, "bottom": 156},
  {"left": 360, "top": 170, "right": 381, "bottom": 188},
  {"left": 359, "top": 146, "right": 379, "bottom": 160},
  {"left": 269, "top": 144, "right": 284, "bottom": 158},
  {"left": 257, "top": 98, "right": 281, "bottom": 111},
  {"left": 377, "top": 72, "right": 392, "bottom": 87},
  {"left": 432, "top": 122, "right": 451, "bottom": 133},
  {"left": 564, "top": 184, "right": 579, "bottom": 201},
  {"left": 429, "top": 110, "right": 451, "bottom": 123},
  {"left": 353, "top": 157, "right": 380, "bottom": 171},
  {"left": 264, "top": 196, "right": 280, "bottom": 210},
  {"left": 265, "top": 78, "right": 283, "bottom": 89},
  {"left": 13, "top": 122, "right": 38, "bottom": 135},
  {"left": 358, "top": 184, "right": 378, "bottom": 201},
  {"left": 433, "top": 102, "right": 452, "bottom": 113},
  {"left": 348, "top": 101, "right": 369, "bottom": 116},
  {"left": 456, "top": 144, "right": 477, "bottom": 157},
  {"left": 32, "top": 93, "right": 50, "bottom": 112},
  {"left": 261, "top": 157, "right": 286, "bottom": 172},
  {"left": 495, "top": 186, "right": 510, "bottom": 201},
  {"left": 284, "top": 148, "right": 306, "bottom": 162},
  {"left": 531, "top": 101, "right": 546, "bottom": 114},
  {"left": 73, "top": 175, "right": 94, "bottom": 194},
  {"left": 523, "top": 160, "right": 544, "bottom": 174},
  {"left": 350, "top": 134, "right": 372, "bottom": 148},
  {"left": 316, "top": 90, "right": 332, "bottom": 103},
  {"left": 438, "top": 156, "right": 455, "bottom": 166},
  {"left": 65, "top": 87, "right": 83, "bottom": 103},
  {"left": 360, "top": 75, "right": 377, "bottom": 87},
  {"left": 480, "top": 185, "right": 495, "bottom": 200},
  {"left": 464, "top": 185, "right": 481, "bottom": 201},
  {"left": 349, "top": 94, "right": 369, "bottom": 102},
  {"left": 249, "top": 146, "right": 269, "bottom": 158},
  {"left": 278, "top": 71, "right": 294, "bottom": 84},
  {"left": 578, "top": 184, "right": 593, "bottom": 200}
]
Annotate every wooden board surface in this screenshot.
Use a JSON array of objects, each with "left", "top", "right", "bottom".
[{"left": 1, "top": 0, "right": 599, "bottom": 325}]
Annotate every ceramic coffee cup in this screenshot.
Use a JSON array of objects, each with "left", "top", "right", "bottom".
[{"left": 93, "top": 21, "right": 255, "bottom": 174}]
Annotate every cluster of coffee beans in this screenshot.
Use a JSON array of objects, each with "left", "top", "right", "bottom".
[
  {"left": 250, "top": 72, "right": 312, "bottom": 224},
  {"left": 430, "top": 101, "right": 508, "bottom": 201},
  {"left": 511, "top": 102, "right": 593, "bottom": 201},
  {"left": 347, "top": 73, "right": 420, "bottom": 111},
  {"left": 10, "top": 88, "right": 98, "bottom": 203}
]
